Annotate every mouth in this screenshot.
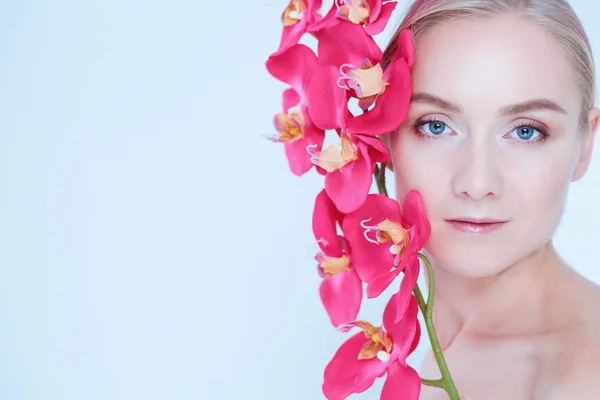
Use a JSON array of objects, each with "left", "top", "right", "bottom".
[{"left": 445, "top": 218, "right": 508, "bottom": 234}]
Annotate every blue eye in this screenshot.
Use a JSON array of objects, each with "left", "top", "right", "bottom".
[
  {"left": 412, "top": 119, "right": 452, "bottom": 138},
  {"left": 411, "top": 117, "right": 550, "bottom": 145},
  {"left": 509, "top": 125, "right": 547, "bottom": 142},
  {"left": 426, "top": 121, "right": 448, "bottom": 135}
]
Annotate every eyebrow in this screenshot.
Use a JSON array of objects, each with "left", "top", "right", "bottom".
[{"left": 410, "top": 92, "right": 568, "bottom": 116}]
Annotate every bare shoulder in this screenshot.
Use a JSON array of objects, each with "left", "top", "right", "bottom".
[
  {"left": 535, "top": 281, "right": 600, "bottom": 400},
  {"left": 539, "top": 347, "right": 600, "bottom": 400}
]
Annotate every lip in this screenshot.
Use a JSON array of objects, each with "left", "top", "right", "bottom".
[{"left": 446, "top": 218, "right": 508, "bottom": 234}]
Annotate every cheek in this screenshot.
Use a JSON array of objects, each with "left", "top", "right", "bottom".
[
  {"left": 505, "top": 142, "right": 576, "bottom": 202},
  {"left": 508, "top": 151, "right": 573, "bottom": 237},
  {"left": 390, "top": 133, "right": 449, "bottom": 204}
]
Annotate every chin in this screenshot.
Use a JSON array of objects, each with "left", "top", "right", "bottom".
[
  {"left": 422, "top": 222, "right": 529, "bottom": 278},
  {"left": 424, "top": 242, "right": 513, "bottom": 278}
]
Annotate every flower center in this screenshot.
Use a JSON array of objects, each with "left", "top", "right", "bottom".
[
  {"left": 346, "top": 321, "right": 393, "bottom": 360},
  {"left": 337, "top": 60, "right": 388, "bottom": 110},
  {"left": 336, "top": 0, "right": 370, "bottom": 25},
  {"left": 338, "top": 60, "right": 386, "bottom": 98},
  {"left": 281, "top": 0, "right": 306, "bottom": 26},
  {"left": 272, "top": 104, "right": 305, "bottom": 143},
  {"left": 307, "top": 133, "right": 358, "bottom": 172},
  {"left": 361, "top": 219, "right": 411, "bottom": 267},
  {"left": 317, "top": 253, "right": 351, "bottom": 277}
]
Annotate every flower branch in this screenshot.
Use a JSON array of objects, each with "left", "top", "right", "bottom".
[
  {"left": 372, "top": 161, "right": 460, "bottom": 399},
  {"left": 266, "top": 2, "right": 465, "bottom": 398}
]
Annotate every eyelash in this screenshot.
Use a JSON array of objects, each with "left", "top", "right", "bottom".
[{"left": 410, "top": 116, "right": 550, "bottom": 145}]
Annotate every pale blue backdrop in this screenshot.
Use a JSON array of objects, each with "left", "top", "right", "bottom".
[{"left": 0, "top": 0, "right": 598, "bottom": 399}]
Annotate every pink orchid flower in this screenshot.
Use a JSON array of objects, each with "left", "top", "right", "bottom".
[
  {"left": 313, "top": 189, "right": 362, "bottom": 330},
  {"left": 308, "top": 132, "right": 389, "bottom": 213},
  {"left": 306, "top": 23, "right": 414, "bottom": 136},
  {"left": 311, "top": 0, "right": 398, "bottom": 36},
  {"left": 342, "top": 191, "right": 431, "bottom": 322},
  {"left": 276, "top": 0, "right": 323, "bottom": 55},
  {"left": 322, "top": 292, "right": 422, "bottom": 400},
  {"left": 266, "top": 44, "right": 325, "bottom": 176}
]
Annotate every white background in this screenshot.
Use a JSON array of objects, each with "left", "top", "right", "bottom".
[{"left": 0, "top": 0, "right": 598, "bottom": 399}]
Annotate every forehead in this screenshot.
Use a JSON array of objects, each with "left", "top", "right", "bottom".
[{"left": 411, "top": 14, "right": 581, "bottom": 116}]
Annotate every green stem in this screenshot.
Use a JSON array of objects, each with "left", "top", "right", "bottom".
[
  {"left": 373, "top": 163, "right": 388, "bottom": 197},
  {"left": 421, "top": 378, "right": 445, "bottom": 388},
  {"left": 415, "top": 253, "right": 461, "bottom": 400},
  {"left": 412, "top": 278, "right": 428, "bottom": 317}
]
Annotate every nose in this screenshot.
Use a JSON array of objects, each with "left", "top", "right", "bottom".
[{"left": 451, "top": 138, "right": 503, "bottom": 201}]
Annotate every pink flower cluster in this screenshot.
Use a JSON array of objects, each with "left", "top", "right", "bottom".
[{"left": 265, "top": 1, "right": 431, "bottom": 398}]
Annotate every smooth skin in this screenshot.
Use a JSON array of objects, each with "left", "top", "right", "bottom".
[{"left": 387, "top": 13, "right": 600, "bottom": 400}]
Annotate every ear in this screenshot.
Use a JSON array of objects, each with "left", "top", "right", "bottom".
[{"left": 572, "top": 107, "right": 600, "bottom": 182}]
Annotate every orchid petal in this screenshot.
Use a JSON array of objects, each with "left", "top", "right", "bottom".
[
  {"left": 307, "top": 1, "right": 339, "bottom": 33},
  {"left": 382, "top": 291, "right": 399, "bottom": 334},
  {"left": 305, "top": 65, "right": 349, "bottom": 131},
  {"left": 279, "top": 93, "right": 325, "bottom": 176},
  {"left": 319, "top": 270, "right": 362, "bottom": 330},
  {"left": 384, "top": 294, "right": 419, "bottom": 363},
  {"left": 282, "top": 88, "right": 301, "bottom": 110},
  {"left": 365, "top": 268, "right": 400, "bottom": 299},
  {"left": 381, "top": 361, "right": 422, "bottom": 400},
  {"left": 317, "top": 23, "right": 382, "bottom": 68},
  {"left": 266, "top": 44, "right": 319, "bottom": 97},
  {"left": 346, "top": 57, "right": 410, "bottom": 135},
  {"left": 276, "top": 0, "right": 324, "bottom": 54},
  {"left": 366, "top": 0, "right": 383, "bottom": 22},
  {"left": 325, "top": 139, "right": 373, "bottom": 214},
  {"left": 309, "top": 0, "right": 324, "bottom": 14},
  {"left": 342, "top": 194, "right": 401, "bottom": 284},
  {"left": 276, "top": 22, "right": 307, "bottom": 55},
  {"left": 396, "top": 28, "right": 415, "bottom": 69},
  {"left": 401, "top": 190, "right": 431, "bottom": 249},
  {"left": 313, "top": 189, "right": 344, "bottom": 256},
  {"left": 394, "top": 256, "right": 420, "bottom": 322},
  {"left": 409, "top": 314, "right": 421, "bottom": 354},
  {"left": 284, "top": 132, "right": 322, "bottom": 176},
  {"left": 365, "top": 2, "right": 397, "bottom": 36},
  {"left": 356, "top": 134, "right": 389, "bottom": 163},
  {"left": 323, "top": 333, "right": 388, "bottom": 399}
]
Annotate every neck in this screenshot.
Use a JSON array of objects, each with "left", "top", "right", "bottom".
[{"left": 422, "top": 241, "right": 574, "bottom": 350}]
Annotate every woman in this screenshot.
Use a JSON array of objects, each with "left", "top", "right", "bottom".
[{"left": 383, "top": 0, "right": 600, "bottom": 398}]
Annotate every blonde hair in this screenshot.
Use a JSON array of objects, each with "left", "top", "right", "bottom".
[{"left": 382, "top": 0, "right": 596, "bottom": 130}]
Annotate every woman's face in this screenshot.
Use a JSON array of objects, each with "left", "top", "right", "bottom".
[{"left": 390, "top": 14, "right": 596, "bottom": 277}]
